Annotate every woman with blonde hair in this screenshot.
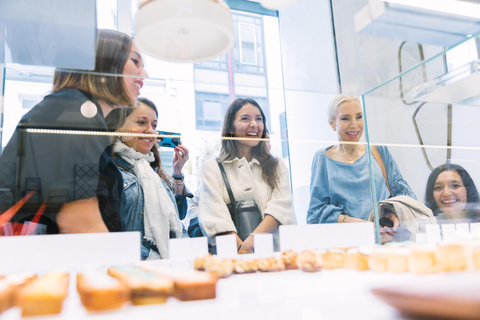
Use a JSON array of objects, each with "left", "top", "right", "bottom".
[{"left": 307, "top": 95, "right": 415, "bottom": 225}]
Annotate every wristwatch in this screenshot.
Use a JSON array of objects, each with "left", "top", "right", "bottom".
[{"left": 172, "top": 173, "right": 184, "bottom": 180}]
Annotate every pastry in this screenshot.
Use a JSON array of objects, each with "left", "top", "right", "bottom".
[
  {"left": 386, "top": 247, "right": 411, "bottom": 273},
  {"left": 108, "top": 265, "right": 174, "bottom": 305},
  {"left": 257, "top": 257, "right": 285, "bottom": 272},
  {"left": 344, "top": 248, "right": 369, "bottom": 271},
  {"left": 0, "top": 272, "right": 37, "bottom": 313},
  {"left": 295, "top": 250, "right": 322, "bottom": 272},
  {"left": 193, "top": 254, "right": 213, "bottom": 271},
  {"left": 233, "top": 259, "right": 258, "bottom": 274},
  {"left": 204, "top": 258, "right": 233, "bottom": 278},
  {"left": 15, "top": 271, "right": 69, "bottom": 317},
  {"left": 281, "top": 249, "right": 299, "bottom": 270},
  {"left": 322, "top": 247, "right": 347, "bottom": 270},
  {"left": 140, "top": 265, "right": 218, "bottom": 301},
  {"left": 77, "top": 271, "right": 130, "bottom": 311},
  {"left": 408, "top": 245, "right": 437, "bottom": 274},
  {"left": 0, "top": 282, "right": 14, "bottom": 314},
  {"left": 367, "top": 247, "right": 389, "bottom": 273},
  {"left": 435, "top": 244, "right": 467, "bottom": 272}
]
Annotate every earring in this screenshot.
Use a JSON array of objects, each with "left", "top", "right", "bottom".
[{"left": 333, "top": 127, "right": 336, "bottom": 132}]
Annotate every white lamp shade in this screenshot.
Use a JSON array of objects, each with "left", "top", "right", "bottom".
[
  {"left": 260, "top": 0, "right": 297, "bottom": 10},
  {"left": 135, "top": 0, "right": 235, "bottom": 63}
]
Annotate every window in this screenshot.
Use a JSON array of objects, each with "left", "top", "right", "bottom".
[
  {"left": 195, "top": 92, "right": 231, "bottom": 130},
  {"left": 239, "top": 22, "right": 257, "bottom": 65}
]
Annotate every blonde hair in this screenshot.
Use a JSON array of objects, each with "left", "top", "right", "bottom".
[{"left": 327, "top": 95, "right": 361, "bottom": 122}]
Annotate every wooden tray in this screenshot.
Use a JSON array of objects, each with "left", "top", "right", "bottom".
[{"left": 372, "top": 278, "right": 480, "bottom": 320}]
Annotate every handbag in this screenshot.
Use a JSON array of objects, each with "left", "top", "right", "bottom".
[{"left": 218, "top": 162, "right": 263, "bottom": 241}]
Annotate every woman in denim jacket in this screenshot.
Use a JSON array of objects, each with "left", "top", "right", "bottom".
[
  {"left": 114, "top": 97, "right": 190, "bottom": 259},
  {"left": 307, "top": 95, "right": 416, "bottom": 226}
]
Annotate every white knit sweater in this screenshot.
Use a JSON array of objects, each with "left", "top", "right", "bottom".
[{"left": 199, "top": 157, "right": 294, "bottom": 237}]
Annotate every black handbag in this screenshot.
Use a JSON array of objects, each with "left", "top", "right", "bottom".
[{"left": 218, "top": 162, "right": 263, "bottom": 241}]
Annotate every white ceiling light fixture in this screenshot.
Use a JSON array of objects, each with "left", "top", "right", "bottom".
[
  {"left": 379, "top": 0, "right": 480, "bottom": 19},
  {"left": 260, "top": 0, "right": 297, "bottom": 10},
  {"left": 135, "top": 0, "right": 235, "bottom": 63}
]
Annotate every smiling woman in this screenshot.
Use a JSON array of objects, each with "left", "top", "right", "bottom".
[
  {"left": 425, "top": 163, "right": 480, "bottom": 221},
  {"left": 112, "top": 97, "right": 192, "bottom": 260},
  {"left": 307, "top": 95, "right": 416, "bottom": 226},
  {"left": 198, "top": 98, "right": 294, "bottom": 254}
]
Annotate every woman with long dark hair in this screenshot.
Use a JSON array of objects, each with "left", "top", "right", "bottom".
[
  {"left": 199, "top": 98, "right": 294, "bottom": 254},
  {"left": 113, "top": 97, "right": 190, "bottom": 259},
  {"left": 425, "top": 163, "right": 480, "bottom": 221}
]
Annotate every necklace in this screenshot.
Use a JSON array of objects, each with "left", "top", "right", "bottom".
[{"left": 339, "top": 143, "right": 360, "bottom": 164}]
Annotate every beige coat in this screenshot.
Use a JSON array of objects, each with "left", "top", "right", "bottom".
[{"left": 199, "top": 157, "right": 294, "bottom": 237}]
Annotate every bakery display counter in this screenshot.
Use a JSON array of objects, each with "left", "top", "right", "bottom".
[{"left": 3, "top": 254, "right": 480, "bottom": 320}]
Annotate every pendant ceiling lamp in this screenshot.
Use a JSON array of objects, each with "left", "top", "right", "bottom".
[
  {"left": 260, "top": 0, "right": 297, "bottom": 10},
  {"left": 135, "top": 0, "right": 235, "bottom": 63}
]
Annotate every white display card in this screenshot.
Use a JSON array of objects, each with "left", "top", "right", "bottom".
[
  {"left": 215, "top": 234, "right": 237, "bottom": 257},
  {"left": 279, "top": 223, "right": 375, "bottom": 251},
  {"left": 0, "top": 232, "right": 141, "bottom": 274},
  {"left": 470, "top": 223, "right": 480, "bottom": 233},
  {"left": 441, "top": 224, "right": 456, "bottom": 241},
  {"left": 425, "top": 224, "right": 441, "bottom": 244},
  {"left": 253, "top": 233, "right": 274, "bottom": 255},
  {"left": 456, "top": 223, "right": 470, "bottom": 233},
  {"left": 415, "top": 232, "right": 427, "bottom": 244},
  {"left": 169, "top": 237, "right": 208, "bottom": 260}
]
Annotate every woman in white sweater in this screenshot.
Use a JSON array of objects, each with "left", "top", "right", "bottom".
[{"left": 199, "top": 98, "right": 294, "bottom": 254}]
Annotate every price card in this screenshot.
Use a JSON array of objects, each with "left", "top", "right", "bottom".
[
  {"left": 441, "top": 224, "right": 456, "bottom": 241},
  {"left": 253, "top": 233, "right": 274, "bottom": 255},
  {"left": 425, "top": 224, "right": 441, "bottom": 244},
  {"left": 169, "top": 237, "right": 208, "bottom": 260},
  {"left": 216, "top": 234, "right": 237, "bottom": 257}
]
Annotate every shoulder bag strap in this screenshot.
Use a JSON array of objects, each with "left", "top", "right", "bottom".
[
  {"left": 217, "top": 162, "right": 236, "bottom": 216},
  {"left": 371, "top": 145, "right": 391, "bottom": 193}
]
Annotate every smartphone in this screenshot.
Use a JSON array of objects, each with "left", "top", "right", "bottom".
[
  {"left": 379, "top": 216, "right": 394, "bottom": 228},
  {"left": 157, "top": 130, "right": 181, "bottom": 148}
]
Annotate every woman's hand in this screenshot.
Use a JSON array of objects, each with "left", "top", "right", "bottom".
[
  {"left": 338, "top": 214, "right": 367, "bottom": 223},
  {"left": 238, "top": 235, "right": 254, "bottom": 254},
  {"left": 381, "top": 213, "right": 399, "bottom": 236},
  {"left": 172, "top": 142, "right": 189, "bottom": 174}
]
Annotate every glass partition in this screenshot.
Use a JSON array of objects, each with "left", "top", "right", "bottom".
[{"left": 362, "top": 30, "right": 480, "bottom": 243}]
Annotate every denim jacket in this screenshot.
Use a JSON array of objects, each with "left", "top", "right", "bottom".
[
  {"left": 115, "top": 155, "right": 190, "bottom": 259},
  {"left": 307, "top": 145, "right": 416, "bottom": 224}
]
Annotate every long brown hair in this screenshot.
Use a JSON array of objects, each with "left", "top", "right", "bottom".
[
  {"left": 53, "top": 29, "right": 134, "bottom": 108},
  {"left": 129, "top": 97, "right": 172, "bottom": 186},
  {"left": 219, "top": 98, "right": 279, "bottom": 189}
]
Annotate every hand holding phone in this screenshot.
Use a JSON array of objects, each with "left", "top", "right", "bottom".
[{"left": 157, "top": 130, "right": 181, "bottom": 148}]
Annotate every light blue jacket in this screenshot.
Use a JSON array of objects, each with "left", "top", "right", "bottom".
[
  {"left": 307, "top": 145, "right": 416, "bottom": 224},
  {"left": 115, "top": 156, "right": 189, "bottom": 259}
]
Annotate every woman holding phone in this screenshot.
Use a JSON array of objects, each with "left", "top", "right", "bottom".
[
  {"left": 113, "top": 97, "right": 190, "bottom": 259},
  {"left": 199, "top": 98, "right": 294, "bottom": 254}
]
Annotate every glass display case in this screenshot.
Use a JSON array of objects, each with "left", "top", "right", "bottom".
[
  {"left": 2, "top": 1, "right": 480, "bottom": 319},
  {"left": 362, "top": 30, "right": 480, "bottom": 243}
]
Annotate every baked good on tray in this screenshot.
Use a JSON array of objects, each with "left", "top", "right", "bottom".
[
  {"left": 408, "top": 245, "right": 437, "bottom": 274},
  {"left": 322, "top": 247, "right": 347, "bottom": 270},
  {"left": 193, "top": 254, "right": 213, "bottom": 271},
  {"left": 257, "top": 257, "right": 285, "bottom": 272},
  {"left": 140, "top": 265, "right": 218, "bottom": 301},
  {"left": 77, "top": 271, "right": 130, "bottom": 311},
  {"left": 204, "top": 258, "right": 234, "bottom": 278},
  {"left": 232, "top": 259, "right": 258, "bottom": 274},
  {"left": 295, "top": 250, "right": 322, "bottom": 272},
  {"left": 344, "top": 248, "right": 369, "bottom": 271},
  {"left": 108, "top": 266, "right": 174, "bottom": 305},
  {"left": 281, "top": 249, "right": 299, "bottom": 270},
  {"left": 15, "top": 271, "right": 69, "bottom": 317}
]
